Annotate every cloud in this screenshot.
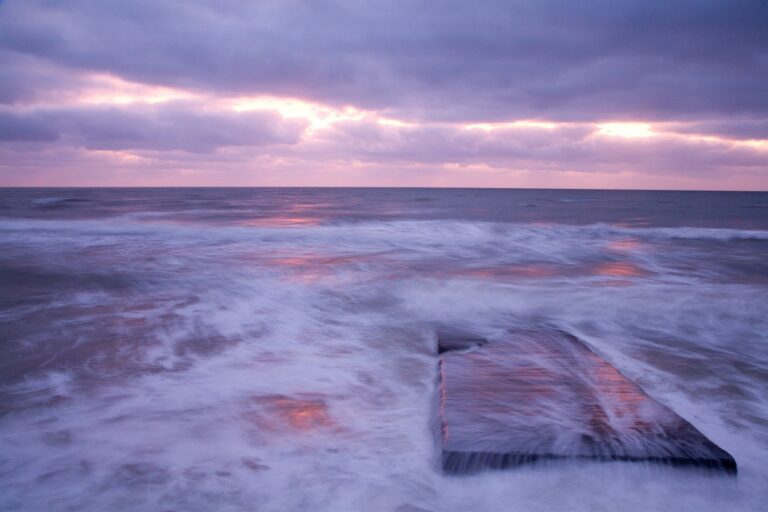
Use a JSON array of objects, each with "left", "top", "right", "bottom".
[
  {"left": 1, "top": 0, "right": 766, "bottom": 122},
  {"left": 0, "top": 111, "right": 59, "bottom": 142},
  {"left": 0, "top": 0, "right": 766, "bottom": 188},
  {"left": 675, "top": 119, "right": 768, "bottom": 141},
  {"left": 0, "top": 50, "right": 89, "bottom": 105},
  {"left": 304, "top": 118, "right": 767, "bottom": 175},
  {"left": 0, "top": 103, "right": 307, "bottom": 152}
]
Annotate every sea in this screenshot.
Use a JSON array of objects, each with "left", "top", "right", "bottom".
[{"left": 1, "top": 187, "right": 767, "bottom": 512}]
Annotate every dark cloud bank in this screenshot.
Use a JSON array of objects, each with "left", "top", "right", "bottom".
[
  {"left": 3, "top": 0, "right": 766, "bottom": 122},
  {"left": 0, "top": 104, "right": 305, "bottom": 152}
]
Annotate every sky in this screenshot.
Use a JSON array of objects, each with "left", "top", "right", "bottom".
[{"left": 0, "top": 0, "right": 767, "bottom": 189}]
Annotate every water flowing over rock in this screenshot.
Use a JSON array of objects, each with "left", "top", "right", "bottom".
[{"left": 437, "top": 329, "right": 737, "bottom": 474}]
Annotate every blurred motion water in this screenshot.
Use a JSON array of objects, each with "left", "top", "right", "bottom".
[{"left": 1, "top": 188, "right": 767, "bottom": 511}]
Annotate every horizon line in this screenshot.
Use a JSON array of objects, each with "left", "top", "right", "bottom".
[{"left": 1, "top": 185, "right": 766, "bottom": 193}]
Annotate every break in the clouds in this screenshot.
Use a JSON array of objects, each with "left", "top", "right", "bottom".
[{"left": 0, "top": 0, "right": 767, "bottom": 188}]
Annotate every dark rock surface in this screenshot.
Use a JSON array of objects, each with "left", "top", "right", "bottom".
[
  {"left": 437, "top": 329, "right": 737, "bottom": 474},
  {"left": 435, "top": 330, "right": 488, "bottom": 354}
]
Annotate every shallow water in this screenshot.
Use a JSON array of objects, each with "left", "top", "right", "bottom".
[{"left": 1, "top": 188, "right": 767, "bottom": 511}]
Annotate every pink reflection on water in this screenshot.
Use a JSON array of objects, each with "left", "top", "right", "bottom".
[
  {"left": 243, "top": 251, "right": 399, "bottom": 283},
  {"left": 586, "top": 355, "right": 651, "bottom": 431},
  {"left": 272, "top": 398, "right": 333, "bottom": 430},
  {"left": 594, "top": 261, "right": 647, "bottom": 277},
  {"left": 264, "top": 255, "right": 333, "bottom": 283},
  {"left": 247, "top": 395, "right": 336, "bottom": 433},
  {"left": 605, "top": 238, "right": 644, "bottom": 252},
  {"left": 238, "top": 200, "right": 337, "bottom": 227},
  {"left": 431, "top": 264, "right": 562, "bottom": 280},
  {"left": 238, "top": 216, "right": 321, "bottom": 227}
]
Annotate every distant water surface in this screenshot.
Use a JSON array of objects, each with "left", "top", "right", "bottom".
[{"left": 1, "top": 188, "right": 767, "bottom": 511}]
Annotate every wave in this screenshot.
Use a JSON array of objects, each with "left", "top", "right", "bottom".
[
  {"left": 3, "top": 215, "right": 768, "bottom": 239},
  {"left": 1, "top": 213, "right": 767, "bottom": 511}
]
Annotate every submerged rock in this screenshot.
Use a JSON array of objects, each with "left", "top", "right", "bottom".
[{"left": 437, "top": 329, "right": 736, "bottom": 474}]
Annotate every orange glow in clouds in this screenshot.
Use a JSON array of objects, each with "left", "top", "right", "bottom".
[
  {"left": 597, "top": 123, "right": 655, "bottom": 138},
  {"left": 22, "top": 71, "right": 765, "bottom": 190},
  {"left": 227, "top": 95, "right": 365, "bottom": 130},
  {"left": 464, "top": 120, "right": 558, "bottom": 131},
  {"left": 54, "top": 73, "right": 768, "bottom": 154}
]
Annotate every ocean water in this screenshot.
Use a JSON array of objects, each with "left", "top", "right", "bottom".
[{"left": 0, "top": 188, "right": 767, "bottom": 512}]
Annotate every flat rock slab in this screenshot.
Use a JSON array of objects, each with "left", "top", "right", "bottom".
[{"left": 438, "top": 329, "right": 736, "bottom": 474}]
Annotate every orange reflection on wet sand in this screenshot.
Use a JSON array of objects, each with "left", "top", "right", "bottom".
[
  {"left": 245, "top": 251, "right": 396, "bottom": 283},
  {"left": 267, "top": 256, "right": 324, "bottom": 267},
  {"left": 254, "top": 254, "right": 332, "bottom": 283},
  {"left": 249, "top": 395, "right": 335, "bottom": 432},
  {"left": 605, "top": 239, "right": 644, "bottom": 252},
  {"left": 272, "top": 398, "right": 333, "bottom": 430},
  {"left": 595, "top": 261, "right": 646, "bottom": 277}
]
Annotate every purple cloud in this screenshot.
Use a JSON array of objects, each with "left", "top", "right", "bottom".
[
  {"left": 0, "top": 0, "right": 766, "bottom": 188},
  {"left": 1, "top": 0, "right": 766, "bottom": 122},
  {"left": 306, "top": 119, "right": 767, "bottom": 174},
  {"left": 0, "top": 103, "right": 306, "bottom": 152}
]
